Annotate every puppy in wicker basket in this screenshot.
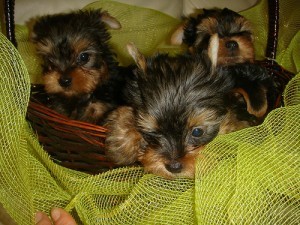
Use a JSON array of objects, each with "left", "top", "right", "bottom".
[
  {"left": 171, "top": 8, "right": 254, "bottom": 68},
  {"left": 104, "top": 43, "right": 271, "bottom": 179},
  {"left": 31, "top": 9, "right": 125, "bottom": 123}
]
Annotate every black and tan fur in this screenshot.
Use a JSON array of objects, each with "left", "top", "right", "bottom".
[
  {"left": 171, "top": 8, "right": 254, "bottom": 67},
  {"left": 104, "top": 43, "right": 272, "bottom": 179},
  {"left": 31, "top": 9, "right": 124, "bottom": 123}
]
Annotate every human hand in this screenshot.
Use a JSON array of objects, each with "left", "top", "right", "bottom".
[{"left": 35, "top": 208, "right": 77, "bottom": 225}]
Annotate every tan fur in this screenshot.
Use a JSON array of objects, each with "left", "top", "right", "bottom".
[
  {"left": 218, "top": 109, "right": 253, "bottom": 134},
  {"left": 72, "top": 38, "right": 94, "bottom": 55},
  {"left": 73, "top": 101, "right": 113, "bottom": 123},
  {"left": 41, "top": 35, "right": 110, "bottom": 98},
  {"left": 137, "top": 113, "right": 158, "bottom": 132},
  {"left": 236, "top": 17, "right": 252, "bottom": 32},
  {"left": 43, "top": 67, "right": 108, "bottom": 97},
  {"left": 105, "top": 43, "right": 247, "bottom": 180},
  {"left": 207, "top": 34, "right": 219, "bottom": 68},
  {"left": 196, "top": 17, "right": 218, "bottom": 35},
  {"left": 101, "top": 11, "right": 122, "bottom": 29},
  {"left": 35, "top": 39, "right": 55, "bottom": 55},
  {"left": 43, "top": 71, "right": 63, "bottom": 94},
  {"left": 104, "top": 106, "right": 143, "bottom": 165},
  {"left": 170, "top": 24, "right": 185, "bottom": 45},
  {"left": 188, "top": 108, "right": 223, "bottom": 128},
  {"left": 105, "top": 106, "right": 212, "bottom": 179},
  {"left": 126, "top": 42, "right": 147, "bottom": 72},
  {"left": 137, "top": 109, "right": 222, "bottom": 179},
  {"left": 32, "top": 9, "right": 120, "bottom": 123},
  {"left": 217, "top": 36, "right": 254, "bottom": 66},
  {"left": 71, "top": 68, "right": 104, "bottom": 92},
  {"left": 177, "top": 11, "right": 255, "bottom": 67},
  {"left": 233, "top": 88, "right": 268, "bottom": 118},
  {"left": 139, "top": 146, "right": 204, "bottom": 179}
]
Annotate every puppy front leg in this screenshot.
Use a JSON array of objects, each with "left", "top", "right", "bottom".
[
  {"left": 104, "top": 106, "right": 143, "bottom": 165},
  {"left": 73, "top": 101, "right": 114, "bottom": 124}
]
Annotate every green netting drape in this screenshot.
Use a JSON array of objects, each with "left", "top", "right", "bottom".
[{"left": 0, "top": 0, "right": 299, "bottom": 224}]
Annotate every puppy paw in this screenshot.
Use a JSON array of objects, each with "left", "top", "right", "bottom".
[{"left": 104, "top": 106, "right": 143, "bottom": 165}]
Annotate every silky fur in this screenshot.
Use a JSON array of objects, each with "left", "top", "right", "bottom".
[
  {"left": 222, "top": 63, "right": 276, "bottom": 118},
  {"left": 105, "top": 40, "right": 278, "bottom": 179},
  {"left": 171, "top": 8, "right": 254, "bottom": 67},
  {"left": 32, "top": 9, "right": 125, "bottom": 123},
  {"left": 104, "top": 46, "right": 273, "bottom": 179}
]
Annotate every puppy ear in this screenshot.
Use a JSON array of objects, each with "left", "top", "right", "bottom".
[
  {"left": 231, "top": 88, "right": 268, "bottom": 118},
  {"left": 101, "top": 11, "right": 121, "bottom": 30},
  {"left": 126, "top": 42, "right": 147, "bottom": 71},
  {"left": 170, "top": 23, "right": 185, "bottom": 45},
  {"left": 207, "top": 33, "right": 219, "bottom": 69},
  {"left": 26, "top": 17, "right": 40, "bottom": 42}
]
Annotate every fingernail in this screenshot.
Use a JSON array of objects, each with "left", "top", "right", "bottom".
[
  {"left": 51, "top": 208, "right": 61, "bottom": 222},
  {"left": 35, "top": 212, "right": 43, "bottom": 224}
]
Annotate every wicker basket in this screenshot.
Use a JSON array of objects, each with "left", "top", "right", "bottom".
[
  {"left": 3, "top": 0, "right": 295, "bottom": 174},
  {"left": 28, "top": 84, "right": 115, "bottom": 173}
]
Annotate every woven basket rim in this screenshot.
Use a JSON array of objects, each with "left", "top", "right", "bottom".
[{"left": 28, "top": 100, "right": 108, "bottom": 133}]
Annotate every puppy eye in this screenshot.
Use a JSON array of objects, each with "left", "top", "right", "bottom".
[
  {"left": 78, "top": 52, "right": 90, "bottom": 64},
  {"left": 140, "top": 139, "right": 148, "bottom": 151},
  {"left": 191, "top": 127, "right": 204, "bottom": 137}
]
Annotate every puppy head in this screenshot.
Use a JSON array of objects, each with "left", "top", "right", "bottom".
[
  {"left": 171, "top": 8, "right": 254, "bottom": 67},
  {"left": 31, "top": 9, "right": 121, "bottom": 98},
  {"left": 136, "top": 108, "right": 225, "bottom": 179},
  {"left": 207, "top": 32, "right": 254, "bottom": 68},
  {"left": 219, "top": 90, "right": 261, "bottom": 134},
  {"left": 218, "top": 63, "right": 273, "bottom": 134},
  {"left": 126, "top": 43, "right": 233, "bottom": 179},
  {"left": 228, "top": 63, "right": 272, "bottom": 116}
]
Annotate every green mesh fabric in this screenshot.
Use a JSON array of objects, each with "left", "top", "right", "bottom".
[
  {"left": 15, "top": 0, "right": 183, "bottom": 84},
  {"left": 0, "top": 0, "right": 299, "bottom": 224}
]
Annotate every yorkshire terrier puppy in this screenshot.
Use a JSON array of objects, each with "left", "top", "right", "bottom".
[
  {"left": 219, "top": 62, "right": 276, "bottom": 134},
  {"left": 104, "top": 43, "right": 270, "bottom": 179},
  {"left": 31, "top": 9, "right": 124, "bottom": 123},
  {"left": 171, "top": 8, "right": 254, "bottom": 67},
  {"left": 170, "top": 6, "right": 276, "bottom": 115}
]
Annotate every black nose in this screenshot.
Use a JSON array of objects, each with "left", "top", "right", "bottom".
[
  {"left": 225, "top": 40, "right": 238, "bottom": 50},
  {"left": 165, "top": 161, "right": 182, "bottom": 173},
  {"left": 59, "top": 77, "right": 72, "bottom": 87}
]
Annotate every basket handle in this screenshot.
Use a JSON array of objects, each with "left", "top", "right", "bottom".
[
  {"left": 3, "top": 0, "right": 17, "bottom": 48},
  {"left": 265, "top": 0, "right": 279, "bottom": 62}
]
